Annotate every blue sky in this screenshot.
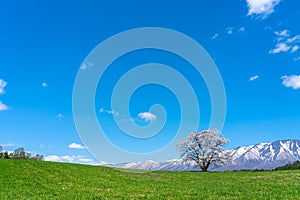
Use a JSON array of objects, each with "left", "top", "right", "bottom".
[{"left": 1, "top": 0, "right": 300, "bottom": 164}]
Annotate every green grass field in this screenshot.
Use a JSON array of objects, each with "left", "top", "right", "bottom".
[{"left": 0, "top": 159, "right": 300, "bottom": 199}]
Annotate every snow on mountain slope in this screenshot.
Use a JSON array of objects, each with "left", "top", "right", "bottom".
[
  {"left": 225, "top": 139, "right": 300, "bottom": 170},
  {"left": 106, "top": 140, "right": 300, "bottom": 171},
  {"left": 106, "top": 159, "right": 200, "bottom": 171}
]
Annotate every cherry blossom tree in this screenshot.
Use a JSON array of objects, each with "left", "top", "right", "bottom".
[{"left": 177, "top": 129, "right": 232, "bottom": 172}]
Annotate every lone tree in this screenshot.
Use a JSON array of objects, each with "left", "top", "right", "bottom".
[
  {"left": 12, "top": 147, "right": 30, "bottom": 159},
  {"left": 177, "top": 129, "right": 232, "bottom": 172}
]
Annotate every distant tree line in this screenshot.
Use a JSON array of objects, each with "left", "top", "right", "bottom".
[
  {"left": 230, "top": 160, "right": 300, "bottom": 172},
  {"left": 0, "top": 146, "right": 44, "bottom": 160},
  {"left": 275, "top": 160, "right": 300, "bottom": 171}
]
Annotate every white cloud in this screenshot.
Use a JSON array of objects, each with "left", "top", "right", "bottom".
[
  {"left": 275, "top": 29, "right": 289, "bottom": 37},
  {"left": 294, "top": 56, "right": 300, "bottom": 61},
  {"left": 0, "top": 101, "right": 8, "bottom": 111},
  {"left": 291, "top": 45, "right": 299, "bottom": 53},
  {"left": 45, "top": 155, "right": 65, "bottom": 162},
  {"left": 225, "top": 27, "right": 245, "bottom": 35},
  {"left": 80, "top": 63, "right": 87, "bottom": 70},
  {"left": 45, "top": 155, "right": 74, "bottom": 162},
  {"left": 80, "top": 62, "right": 93, "bottom": 70},
  {"left": 42, "top": 82, "right": 48, "bottom": 87},
  {"left": 77, "top": 157, "right": 93, "bottom": 163},
  {"left": 264, "top": 26, "right": 272, "bottom": 31},
  {"left": 269, "top": 43, "right": 290, "bottom": 54},
  {"left": 99, "top": 108, "right": 119, "bottom": 116},
  {"left": 227, "top": 27, "right": 233, "bottom": 35},
  {"left": 281, "top": 75, "right": 300, "bottom": 90},
  {"left": 89, "top": 161, "right": 108, "bottom": 166},
  {"left": 45, "top": 155, "right": 98, "bottom": 164},
  {"left": 0, "top": 142, "right": 14, "bottom": 147},
  {"left": 239, "top": 27, "right": 246, "bottom": 32},
  {"left": 211, "top": 33, "right": 219, "bottom": 40},
  {"left": 249, "top": 75, "right": 259, "bottom": 81},
  {"left": 0, "top": 79, "right": 7, "bottom": 95},
  {"left": 270, "top": 30, "right": 300, "bottom": 55},
  {"left": 0, "top": 79, "right": 9, "bottom": 111},
  {"left": 286, "top": 35, "right": 300, "bottom": 43},
  {"left": 57, "top": 113, "right": 64, "bottom": 119},
  {"left": 106, "top": 110, "right": 119, "bottom": 116},
  {"left": 68, "top": 142, "right": 88, "bottom": 149},
  {"left": 246, "top": 0, "right": 281, "bottom": 16},
  {"left": 138, "top": 112, "right": 157, "bottom": 122}
]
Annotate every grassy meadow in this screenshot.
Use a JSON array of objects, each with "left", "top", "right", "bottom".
[{"left": 0, "top": 159, "right": 300, "bottom": 199}]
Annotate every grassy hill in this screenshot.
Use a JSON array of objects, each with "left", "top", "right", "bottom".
[{"left": 0, "top": 159, "right": 300, "bottom": 199}]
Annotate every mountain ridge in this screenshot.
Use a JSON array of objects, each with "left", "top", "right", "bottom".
[{"left": 105, "top": 139, "right": 300, "bottom": 171}]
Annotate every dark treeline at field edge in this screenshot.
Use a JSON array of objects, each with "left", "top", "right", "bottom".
[
  {"left": 274, "top": 161, "right": 300, "bottom": 171},
  {"left": 0, "top": 146, "right": 44, "bottom": 160}
]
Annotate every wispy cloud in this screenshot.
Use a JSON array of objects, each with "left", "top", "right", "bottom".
[
  {"left": 246, "top": 0, "right": 281, "bottom": 17},
  {"left": 0, "top": 79, "right": 9, "bottom": 111},
  {"left": 227, "top": 27, "right": 233, "bottom": 35},
  {"left": 269, "top": 30, "right": 300, "bottom": 55},
  {"left": 281, "top": 75, "right": 300, "bottom": 90},
  {"left": 57, "top": 113, "right": 64, "bottom": 119},
  {"left": 275, "top": 29, "right": 289, "bottom": 37},
  {"left": 225, "top": 27, "right": 246, "bottom": 35},
  {"left": 269, "top": 43, "right": 290, "bottom": 54},
  {"left": 286, "top": 35, "right": 300, "bottom": 43},
  {"left": 138, "top": 112, "right": 157, "bottom": 122},
  {"left": 294, "top": 56, "right": 300, "bottom": 61},
  {"left": 211, "top": 33, "right": 219, "bottom": 40},
  {"left": 0, "top": 79, "right": 7, "bottom": 95},
  {"left": 45, "top": 155, "right": 96, "bottom": 164},
  {"left": 291, "top": 45, "right": 299, "bottom": 53},
  {"left": 239, "top": 27, "right": 246, "bottom": 32},
  {"left": 42, "top": 82, "right": 48, "bottom": 87},
  {"left": 249, "top": 75, "right": 259, "bottom": 81},
  {"left": 80, "top": 62, "right": 94, "bottom": 70},
  {"left": 264, "top": 26, "right": 272, "bottom": 31},
  {"left": 68, "top": 142, "right": 88, "bottom": 149},
  {"left": 80, "top": 63, "right": 87, "bottom": 70},
  {"left": 99, "top": 108, "right": 119, "bottom": 116},
  {"left": 0, "top": 142, "right": 15, "bottom": 147},
  {"left": 0, "top": 101, "right": 8, "bottom": 111}
]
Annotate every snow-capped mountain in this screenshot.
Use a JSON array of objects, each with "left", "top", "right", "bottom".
[
  {"left": 226, "top": 139, "right": 300, "bottom": 170},
  {"left": 106, "top": 159, "right": 200, "bottom": 171},
  {"left": 106, "top": 140, "right": 300, "bottom": 171}
]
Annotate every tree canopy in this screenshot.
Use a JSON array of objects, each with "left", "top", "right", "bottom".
[
  {"left": 177, "top": 129, "right": 232, "bottom": 172},
  {"left": 0, "top": 146, "right": 43, "bottom": 160},
  {"left": 275, "top": 160, "right": 300, "bottom": 170}
]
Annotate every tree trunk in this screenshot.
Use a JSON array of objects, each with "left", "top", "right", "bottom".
[
  {"left": 198, "top": 164, "right": 209, "bottom": 172},
  {"left": 201, "top": 167, "right": 208, "bottom": 172}
]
